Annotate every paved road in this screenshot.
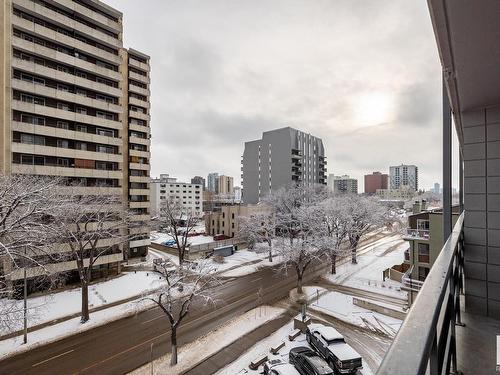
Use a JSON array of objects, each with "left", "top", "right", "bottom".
[
  {"left": 0, "top": 262, "right": 329, "bottom": 375},
  {"left": 0, "top": 231, "right": 392, "bottom": 375}
]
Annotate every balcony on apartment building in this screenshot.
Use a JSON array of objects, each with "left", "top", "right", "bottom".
[
  {"left": 377, "top": 1, "right": 500, "bottom": 375},
  {"left": 404, "top": 228, "right": 430, "bottom": 241}
]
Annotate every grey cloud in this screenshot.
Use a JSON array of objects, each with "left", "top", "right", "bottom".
[{"left": 105, "top": 0, "right": 450, "bottom": 191}]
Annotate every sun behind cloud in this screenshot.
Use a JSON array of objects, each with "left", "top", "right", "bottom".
[{"left": 354, "top": 91, "right": 395, "bottom": 128}]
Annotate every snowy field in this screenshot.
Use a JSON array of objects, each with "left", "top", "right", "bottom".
[
  {"left": 216, "top": 319, "right": 374, "bottom": 375},
  {"left": 131, "top": 305, "right": 286, "bottom": 375},
  {"left": 324, "top": 235, "right": 409, "bottom": 299},
  {"left": 0, "top": 271, "right": 165, "bottom": 335}
]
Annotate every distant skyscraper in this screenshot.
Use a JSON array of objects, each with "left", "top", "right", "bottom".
[
  {"left": 207, "top": 173, "right": 219, "bottom": 193},
  {"left": 389, "top": 164, "right": 418, "bottom": 191},
  {"left": 328, "top": 174, "right": 358, "bottom": 194},
  {"left": 242, "top": 127, "right": 326, "bottom": 204},
  {"left": 433, "top": 182, "right": 441, "bottom": 194},
  {"left": 364, "top": 172, "right": 388, "bottom": 194},
  {"left": 218, "top": 175, "right": 234, "bottom": 195},
  {"left": 191, "top": 176, "right": 206, "bottom": 190}
]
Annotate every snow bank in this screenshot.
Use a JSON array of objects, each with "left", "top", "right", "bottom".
[
  {"left": 0, "top": 271, "right": 165, "bottom": 335},
  {"left": 130, "top": 305, "right": 286, "bottom": 375}
]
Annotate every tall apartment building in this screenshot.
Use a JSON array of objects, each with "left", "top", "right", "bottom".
[
  {"left": 328, "top": 174, "right": 358, "bottom": 194},
  {"left": 207, "top": 172, "right": 218, "bottom": 193},
  {"left": 0, "top": 0, "right": 151, "bottom": 280},
  {"left": 218, "top": 174, "right": 233, "bottom": 195},
  {"left": 364, "top": 171, "right": 388, "bottom": 194},
  {"left": 191, "top": 175, "right": 205, "bottom": 190},
  {"left": 389, "top": 164, "right": 418, "bottom": 191},
  {"left": 151, "top": 174, "right": 202, "bottom": 217},
  {"left": 242, "top": 127, "right": 326, "bottom": 204}
]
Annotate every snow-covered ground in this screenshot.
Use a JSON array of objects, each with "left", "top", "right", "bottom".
[
  {"left": 0, "top": 271, "right": 164, "bottom": 335},
  {"left": 209, "top": 249, "right": 273, "bottom": 274},
  {"left": 216, "top": 318, "right": 374, "bottom": 375},
  {"left": 324, "top": 235, "right": 409, "bottom": 299},
  {"left": 150, "top": 230, "right": 214, "bottom": 246},
  {"left": 131, "top": 305, "right": 286, "bottom": 375},
  {"left": 307, "top": 289, "right": 402, "bottom": 337}
]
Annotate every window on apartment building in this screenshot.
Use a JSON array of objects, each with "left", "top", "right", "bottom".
[
  {"left": 418, "top": 266, "right": 430, "bottom": 282},
  {"left": 21, "top": 114, "right": 44, "bottom": 125},
  {"left": 417, "top": 220, "right": 430, "bottom": 231},
  {"left": 232, "top": 213, "right": 235, "bottom": 219},
  {"left": 222, "top": 221, "right": 225, "bottom": 226},
  {"left": 418, "top": 243, "right": 430, "bottom": 264},
  {"left": 97, "top": 145, "right": 113, "bottom": 154},
  {"left": 76, "top": 107, "right": 87, "bottom": 115},
  {"left": 76, "top": 71, "right": 86, "bottom": 78},
  {"left": 57, "top": 140, "right": 69, "bottom": 148},
  {"left": 58, "top": 65, "right": 69, "bottom": 73},
  {"left": 76, "top": 124, "right": 87, "bottom": 133},
  {"left": 76, "top": 89, "right": 87, "bottom": 97},
  {"left": 58, "top": 103, "right": 70, "bottom": 111},
  {"left": 232, "top": 223, "right": 234, "bottom": 229},
  {"left": 97, "top": 128, "right": 113, "bottom": 137},
  {"left": 75, "top": 142, "right": 87, "bottom": 151},
  {"left": 57, "top": 121, "right": 69, "bottom": 129},
  {"left": 57, "top": 158, "right": 69, "bottom": 167},
  {"left": 222, "top": 212, "right": 225, "bottom": 218},
  {"left": 20, "top": 134, "right": 44, "bottom": 145},
  {"left": 21, "top": 94, "right": 44, "bottom": 105},
  {"left": 57, "top": 84, "right": 69, "bottom": 92}
]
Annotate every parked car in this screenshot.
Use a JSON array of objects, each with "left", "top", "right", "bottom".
[
  {"left": 264, "top": 359, "right": 300, "bottom": 375},
  {"left": 306, "top": 324, "right": 363, "bottom": 374},
  {"left": 289, "top": 346, "right": 334, "bottom": 375}
]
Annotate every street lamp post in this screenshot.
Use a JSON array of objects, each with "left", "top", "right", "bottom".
[{"left": 23, "top": 247, "right": 27, "bottom": 344}]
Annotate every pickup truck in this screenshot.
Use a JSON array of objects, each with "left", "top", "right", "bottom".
[{"left": 306, "top": 324, "right": 362, "bottom": 374}]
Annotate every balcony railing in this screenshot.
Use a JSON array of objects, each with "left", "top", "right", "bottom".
[
  {"left": 405, "top": 228, "right": 430, "bottom": 240},
  {"left": 377, "top": 212, "right": 464, "bottom": 375}
]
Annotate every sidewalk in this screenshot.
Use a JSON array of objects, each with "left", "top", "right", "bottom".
[{"left": 181, "top": 312, "right": 294, "bottom": 375}]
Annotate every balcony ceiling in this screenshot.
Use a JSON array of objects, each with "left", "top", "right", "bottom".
[{"left": 429, "top": 0, "right": 500, "bottom": 112}]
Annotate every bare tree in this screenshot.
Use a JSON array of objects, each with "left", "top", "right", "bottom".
[
  {"left": 345, "top": 195, "right": 386, "bottom": 264},
  {"left": 238, "top": 210, "right": 275, "bottom": 262},
  {"left": 0, "top": 175, "right": 62, "bottom": 332},
  {"left": 52, "top": 192, "right": 133, "bottom": 323},
  {"left": 268, "top": 185, "right": 326, "bottom": 293},
  {"left": 142, "top": 260, "right": 218, "bottom": 366},
  {"left": 317, "top": 196, "right": 350, "bottom": 274},
  {"left": 156, "top": 198, "right": 199, "bottom": 268}
]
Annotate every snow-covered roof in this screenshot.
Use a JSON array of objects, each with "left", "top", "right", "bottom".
[
  {"left": 271, "top": 363, "right": 300, "bottom": 375},
  {"left": 328, "top": 342, "right": 362, "bottom": 361},
  {"left": 304, "top": 356, "right": 332, "bottom": 374},
  {"left": 309, "top": 323, "right": 343, "bottom": 342}
]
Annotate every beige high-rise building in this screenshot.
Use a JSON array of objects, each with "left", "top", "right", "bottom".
[
  {"left": 218, "top": 175, "right": 233, "bottom": 195},
  {"left": 0, "top": 0, "right": 151, "bottom": 280}
]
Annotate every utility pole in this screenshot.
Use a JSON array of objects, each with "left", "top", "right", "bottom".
[{"left": 23, "top": 247, "right": 28, "bottom": 344}]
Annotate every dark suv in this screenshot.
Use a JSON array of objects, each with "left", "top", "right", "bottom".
[
  {"left": 289, "top": 347, "right": 334, "bottom": 375},
  {"left": 306, "top": 324, "right": 362, "bottom": 374}
]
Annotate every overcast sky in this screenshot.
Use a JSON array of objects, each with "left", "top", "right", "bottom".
[{"left": 106, "top": 0, "right": 458, "bottom": 192}]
